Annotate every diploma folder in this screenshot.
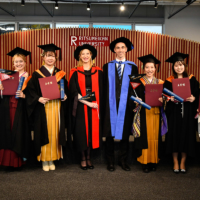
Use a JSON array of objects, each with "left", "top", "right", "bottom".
[
  {"left": 1, "top": 71, "right": 19, "bottom": 95},
  {"left": 172, "top": 78, "right": 191, "bottom": 102},
  {"left": 145, "top": 84, "right": 163, "bottom": 107},
  {"left": 39, "top": 76, "right": 60, "bottom": 100}
]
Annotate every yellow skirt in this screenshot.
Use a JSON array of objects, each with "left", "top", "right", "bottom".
[
  {"left": 37, "top": 99, "right": 63, "bottom": 162},
  {"left": 137, "top": 107, "right": 160, "bottom": 164}
]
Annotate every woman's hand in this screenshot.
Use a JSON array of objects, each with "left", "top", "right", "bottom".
[
  {"left": 186, "top": 95, "right": 195, "bottom": 102},
  {"left": 158, "top": 97, "right": 163, "bottom": 103},
  {"left": 171, "top": 96, "right": 175, "bottom": 102},
  {"left": 78, "top": 93, "right": 82, "bottom": 99},
  {"left": 38, "top": 97, "right": 49, "bottom": 104},
  {"left": 0, "top": 84, "right": 4, "bottom": 91},
  {"left": 134, "top": 97, "right": 142, "bottom": 105},
  {"left": 87, "top": 102, "right": 98, "bottom": 109},
  {"left": 61, "top": 94, "right": 67, "bottom": 101},
  {"left": 16, "top": 90, "right": 25, "bottom": 98}
]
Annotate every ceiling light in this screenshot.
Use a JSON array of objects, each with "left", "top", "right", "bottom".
[
  {"left": 55, "top": 1, "right": 59, "bottom": 9},
  {"left": 87, "top": 3, "right": 91, "bottom": 11},
  {"left": 21, "top": 0, "right": 25, "bottom": 6},
  {"left": 120, "top": 3, "right": 125, "bottom": 11}
]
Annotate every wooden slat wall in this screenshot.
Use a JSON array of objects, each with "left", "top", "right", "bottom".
[{"left": 0, "top": 28, "right": 200, "bottom": 81}]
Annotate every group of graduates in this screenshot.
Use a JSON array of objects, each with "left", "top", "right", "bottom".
[{"left": 0, "top": 37, "right": 199, "bottom": 174}]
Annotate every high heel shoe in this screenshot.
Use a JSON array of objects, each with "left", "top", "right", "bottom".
[
  {"left": 180, "top": 169, "right": 186, "bottom": 174},
  {"left": 87, "top": 159, "right": 94, "bottom": 169},
  {"left": 173, "top": 169, "right": 179, "bottom": 174},
  {"left": 80, "top": 160, "right": 87, "bottom": 170}
]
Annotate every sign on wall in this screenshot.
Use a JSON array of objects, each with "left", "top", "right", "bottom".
[{"left": 70, "top": 36, "right": 110, "bottom": 47}]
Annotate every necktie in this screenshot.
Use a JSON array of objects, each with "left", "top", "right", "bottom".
[
  {"left": 132, "top": 105, "right": 142, "bottom": 138},
  {"left": 117, "top": 61, "right": 122, "bottom": 80}
]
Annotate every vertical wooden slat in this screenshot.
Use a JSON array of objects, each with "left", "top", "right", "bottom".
[{"left": 0, "top": 28, "right": 200, "bottom": 82}]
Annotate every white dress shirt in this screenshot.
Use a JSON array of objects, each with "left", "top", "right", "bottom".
[{"left": 116, "top": 58, "right": 126, "bottom": 75}]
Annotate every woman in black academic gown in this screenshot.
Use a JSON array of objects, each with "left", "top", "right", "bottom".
[
  {"left": 68, "top": 44, "right": 103, "bottom": 170},
  {"left": 0, "top": 47, "right": 31, "bottom": 168},
  {"left": 26, "top": 44, "right": 68, "bottom": 171},
  {"left": 132, "top": 54, "right": 164, "bottom": 173},
  {"left": 164, "top": 52, "right": 199, "bottom": 173}
]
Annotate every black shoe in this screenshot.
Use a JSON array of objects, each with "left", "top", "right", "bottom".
[
  {"left": 143, "top": 165, "right": 149, "bottom": 173},
  {"left": 107, "top": 163, "right": 115, "bottom": 172},
  {"left": 173, "top": 169, "right": 179, "bottom": 174},
  {"left": 118, "top": 162, "right": 130, "bottom": 171},
  {"left": 149, "top": 164, "right": 156, "bottom": 171},
  {"left": 87, "top": 160, "right": 94, "bottom": 169},
  {"left": 180, "top": 169, "right": 186, "bottom": 174},
  {"left": 80, "top": 160, "right": 87, "bottom": 170}
]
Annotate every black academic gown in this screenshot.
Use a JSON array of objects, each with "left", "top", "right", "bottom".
[
  {"left": 130, "top": 79, "right": 163, "bottom": 158},
  {"left": 102, "top": 62, "right": 138, "bottom": 139},
  {"left": 68, "top": 67, "right": 103, "bottom": 152},
  {"left": 26, "top": 66, "right": 68, "bottom": 156},
  {"left": 164, "top": 75, "right": 199, "bottom": 157},
  {"left": 0, "top": 87, "right": 31, "bottom": 159}
]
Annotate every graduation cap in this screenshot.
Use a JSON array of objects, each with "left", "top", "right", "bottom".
[
  {"left": 165, "top": 52, "right": 189, "bottom": 64},
  {"left": 7, "top": 47, "right": 32, "bottom": 64},
  {"left": 74, "top": 44, "right": 97, "bottom": 61},
  {"left": 138, "top": 54, "right": 161, "bottom": 72},
  {"left": 38, "top": 43, "right": 62, "bottom": 61},
  {"left": 79, "top": 92, "right": 96, "bottom": 102},
  {"left": 110, "top": 37, "right": 134, "bottom": 53},
  {"left": 0, "top": 69, "right": 18, "bottom": 75},
  {"left": 129, "top": 74, "right": 146, "bottom": 82}
]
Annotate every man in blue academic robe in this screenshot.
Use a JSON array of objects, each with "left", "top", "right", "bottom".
[{"left": 102, "top": 37, "right": 138, "bottom": 171}]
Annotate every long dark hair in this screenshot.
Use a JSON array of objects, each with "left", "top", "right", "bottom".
[{"left": 172, "top": 61, "right": 188, "bottom": 78}]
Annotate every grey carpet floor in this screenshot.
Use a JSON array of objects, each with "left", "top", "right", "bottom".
[{"left": 0, "top": 163, "right": 200, "bottom": 200}]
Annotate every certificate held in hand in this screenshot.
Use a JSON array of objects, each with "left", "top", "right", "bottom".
[
  {"left": 39, "top": 76, "right": 60, "bottom": 100},
  {"left": 172, "top": 77, "right": 191, "bottom": 102},
  {"left": 1, "top": 71, "right": 19, "bottom": 95},
  {"left": 145, "top": 84, "right": 163, "bottom": 107}
]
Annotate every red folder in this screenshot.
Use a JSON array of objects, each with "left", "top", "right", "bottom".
[
  {"left": 145, "top": 84, "right": 163, "bottom": 107},
  {"left": 1, "top": 72, "right": 19, "bottom": 95},
  {"left": 172, "top": 78, "right": 191, "bottom": 102},
  {"left": 39, "top": 76, "right": 60, "bottom": 100}
]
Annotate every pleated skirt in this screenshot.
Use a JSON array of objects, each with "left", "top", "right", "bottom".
[
  {"left": 137, "top": 107, "right": 160, "bottom": 164},
  {"left": 37, "top": 99, "right": 63, "bottom": 162}
]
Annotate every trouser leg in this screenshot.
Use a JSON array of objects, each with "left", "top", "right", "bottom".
[
  {"left": 105, "top": 136, "right": 115, "bottom": 164},
  {"left": 118, "top": 138, "right": 129, "bottom": 163}
]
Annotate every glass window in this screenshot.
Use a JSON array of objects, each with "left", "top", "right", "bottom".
[
  {"left": 0, "top": 23, "right": 15, "bottom": 35},
  {"left": 56, "top": 23, "right": 89, "bottom": 28},
  {"left": 19, "top": 23, "right": 51, "bottom": 31},
  {"left": 135, "top": 24, "right": 162, "bottom": 34},
  {"left": 93, "top": 24, "right": 132, "bottom": 30}
]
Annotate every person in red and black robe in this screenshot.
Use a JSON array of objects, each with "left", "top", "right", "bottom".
[
  {"left": 0, "top": 47, "right": 31, "bottom": 168},
  {"left": 68, "top": 44, "right": 103, "bottom": 170}
]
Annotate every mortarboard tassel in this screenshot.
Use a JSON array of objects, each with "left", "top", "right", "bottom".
[
  {"left": 59, "top": 49, "right": 62, "bottom": 61},
  {"left": 186, "top": 56, "right": 189, "bottom": 65},
  {"left": 29, "top": 53, "right": 32, "bottom": 64},
  {"left": 157, "top": 63, "right": 160, "bottom": 73}
]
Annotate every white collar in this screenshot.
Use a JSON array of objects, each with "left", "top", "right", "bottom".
[
  {"left": 116, "top": 58, "right": 126, "bottom": 63},
  {"left": 44, "top": 65, "right": 54, "bottom": 74}
]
